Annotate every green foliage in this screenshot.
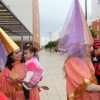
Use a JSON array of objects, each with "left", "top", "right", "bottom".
[
  {"left": 44, "top": 40, "right": 58, "bottom": 49},
  {"left": 89, "top": 25, "right": 97, "bottom": 38}
]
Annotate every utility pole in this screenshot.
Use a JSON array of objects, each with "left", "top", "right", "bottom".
[
  {"left": 85, "top": 0, "right": 87, "bottom": 21},
  {"left": 49, "top": 32, "right": 51, "bottom": 53}
]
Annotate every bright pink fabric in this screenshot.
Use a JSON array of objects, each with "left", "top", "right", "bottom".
[
  {"left": 25, "top": 57, "right": 43, "bottom": 85},
  {"left": 27, "top": 62, "right": 36, "bottom": 72},
  {"left": 0, "top": 92, "right": 9, "bottom": 100},
  {"left": 65, "top": 57, "right": 100, "bottom": 100}
]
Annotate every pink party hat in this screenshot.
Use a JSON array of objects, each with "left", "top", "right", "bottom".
[{"left": 58, "top": 0, "right": 93, "bottom": 59}]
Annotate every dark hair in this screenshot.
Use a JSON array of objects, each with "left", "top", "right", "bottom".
[
  {"left": 24, "top": 46, "right": 37, "bottom": 54},
  {"left": 35, "top": 48, "right": 38, "bottom": 51},
  {"left": 5, "top": 52, "right": 25, "bottom": 70},
  {"left": 25, "top": 42, "right": 33, "bottom": 47}
]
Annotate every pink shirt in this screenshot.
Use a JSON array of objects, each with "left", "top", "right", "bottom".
[
  {"left": 25, "top": 57, "right": 43, "bottom": 85},
  {"left": 27, "top": 62, "right": 36, "bottom": 72}
]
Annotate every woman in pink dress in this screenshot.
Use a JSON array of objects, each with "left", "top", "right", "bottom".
[
  {"left": 58, "top": 0, "right": 100, "bottom": 99},
  {"left": 64, "top": 45, "right": 100, "bottom": 100},
  {"left": 0, "top": 28, "right": 41, "bottom": 100},
  {"left": 0, "top": 48, "right": 26, "bottom": 100},
  {"left": 0, "top": 28, "right": 26, "bottom": 100}
]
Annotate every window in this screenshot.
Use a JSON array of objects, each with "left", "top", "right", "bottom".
[
  {"left": 54, "top": 36, "right": 55, "bottom": 39},
  {"left": 97, "top": 26, "right": 99, "bottom": 31},
  {"left": 97, "top": 16, "right": 99, "bottom": 19}
]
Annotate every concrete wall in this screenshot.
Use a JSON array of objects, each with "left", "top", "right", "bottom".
[
  {"left": 92, "top": 0, "right": 100, "bottom": 39},
  {"left": 92, "top": 0, "right": 100, "bottom": 22},
  {"left": 32, "top": 0, "right": 40, "bottom": 50}
]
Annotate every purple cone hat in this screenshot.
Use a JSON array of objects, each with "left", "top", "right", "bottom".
[
  {"left": 0, "top": 40, "right": 7, "bottom": 70},
  {"left": 58, "top": 0, "right": 93, "bottom": 59}
]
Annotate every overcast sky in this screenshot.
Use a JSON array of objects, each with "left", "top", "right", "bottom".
[{"left": 39, "top": 0, "right": 92, "bottom": 38}]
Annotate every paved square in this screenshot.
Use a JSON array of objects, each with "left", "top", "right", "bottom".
[{"left": 39, "top": 51, "right": 66, "bottom": 100}]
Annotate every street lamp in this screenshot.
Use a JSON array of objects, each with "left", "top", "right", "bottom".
[
  {"left": 85, "top": 0, "right": 87, "bottom": 21},
  {"left": 49, "top": 32, "right": 51, "bottom": 53},
  {"left": 45, "top": 39, "right": 46, "bottom": 45}
]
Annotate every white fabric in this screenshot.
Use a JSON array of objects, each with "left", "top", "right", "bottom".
[
  {"left": 24, "top": 71, "right": 34, "bottom": 82},
  {"left": 42, "top": 72, "right": 44, "bottom": 77},
  {"left": 23, "top": 83, "right": 32, "bottom": 90}
]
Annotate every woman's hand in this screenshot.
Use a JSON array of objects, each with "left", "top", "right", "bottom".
[{"left": 86, "top": 83, "right": 100, "bottom": 92}]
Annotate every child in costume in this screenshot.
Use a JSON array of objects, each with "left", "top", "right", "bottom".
[
  {"left": 91, "top": 40, "right": 100, "bottom": 84},
  {"left": 24, "top": 42, "right": 39, "bottom": 61},
  {"left": 23, "top": 46, "right": 43, "bottom": 90}
]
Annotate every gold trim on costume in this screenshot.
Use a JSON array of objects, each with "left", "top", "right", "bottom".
[
  {"left": 4, "top": 91, "right": 12, "bottom": 99},
  {"left": 14, "top": 82, "right": 23, "bottom": 91},
  {"left": 4, "top": 83, "right": 23, "bottom": 99},
  {"left": 67, "top": 75, "right": 98, "bottom": 100},
  {"left": 11, "top": 73, "right": 19, "bottom": 80}
]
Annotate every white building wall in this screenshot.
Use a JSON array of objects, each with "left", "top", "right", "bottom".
[
  {"left": 52, "top": 27, "right": 62, "bottom": 41},
  {"left": 92, "top": 0, "right": 100, "bottom": 21},
  {"left": 41, "top": 37, "right": 49, "bottom": 46},
  {"left": 87, "top": 13, "right": 92, "bottom": 26},
  {"left": 2, "top": 0, "right": 32, "bottom": 34}
]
